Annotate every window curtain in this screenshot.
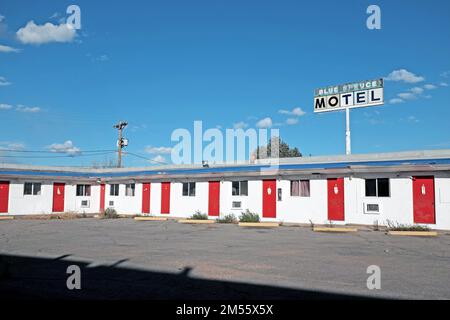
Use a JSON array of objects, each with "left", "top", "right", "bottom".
[
  {"left": 300, "top": 180, "right": 310, "bottom": 197},
  {"left": 291, "top": 180, "right": 299, "bottom": 196}
]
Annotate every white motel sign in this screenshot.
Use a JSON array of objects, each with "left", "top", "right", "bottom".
[
  {"left": 314, "top": 78, "right": 385, "bottom": 155},
  {"left": 314, "top": 78, "right": 384, "bottom": 113}
]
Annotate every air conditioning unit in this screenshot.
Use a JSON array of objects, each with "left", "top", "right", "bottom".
[
  {"left": 364, "top": 203, "right": 380, "bottom": 214},
  {"left": 81, "top": 200, "right": 90, "bottom": 208},
  {"left": 232, "top": 201, "right": 242, "bottom": 209}
]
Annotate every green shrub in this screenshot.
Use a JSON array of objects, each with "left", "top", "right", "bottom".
[
  {"left": 217, "top": 214, "right": 237, "bottom": 224},
  {"left": 191, "top": 211, "right": 208, "bottom": 220},
  {"left": 239, "top": 209, "right": 260, "bottom": 223},
  {"left": 101, "top": 208, "right": 119, "bottom": 219},
  {"left": 386, "top": 219, "right": 430, "bottom": 231}
]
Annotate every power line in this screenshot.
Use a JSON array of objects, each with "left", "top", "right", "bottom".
[
  {"left": 0, "top": 149, "right": 117, "bottom": 154},
  {"left": 0, "top": 151, "right": 117, "bottom": 159},
  {"left": 124, "top": 151, "right": 168, "bottom": 165}
]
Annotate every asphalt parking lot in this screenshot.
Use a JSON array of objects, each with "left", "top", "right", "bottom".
[{"left": 0, "top": 218, "right": 449, "bottom": 299}]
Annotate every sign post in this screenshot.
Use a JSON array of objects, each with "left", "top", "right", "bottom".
[{"left": 314, "top": 78, "right": 384, "bottom": 155}]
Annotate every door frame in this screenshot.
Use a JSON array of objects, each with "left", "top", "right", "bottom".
[
  {"left": 327, "top": 178, "right": 345, "bottom": 221},
  {"left": 0, "top": 181, "right": 9, "bottom": 213},
  {"left": 208, "top": 181, "right": 220, "bottom": 217},
  {"left": 412, "top": 176, "right": 436, "bottom": 224},
  {"left": 52, "top": 182, "right": 65, "bottom": 213},
  {"left": 262, "top": 179, "right": 277, "bottom": 218},
  {"left": 161, "top": 182, "right": 170, "bottom": 214},
  {"left": 142, "top": 182, "right": 151, "bottom": 214}
]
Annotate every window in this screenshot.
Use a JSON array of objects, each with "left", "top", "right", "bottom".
[
  {"left": 290, "top": 180, "right": 310, "bottom": 197},
  {"left": 365, "top": 178, "right": 390, "bottom": 197},
  {"left": 76, "top": 184, "right": 91, "bottom": 196},
  {"left": 125, "top": 184, "right": 135, "bottom": 196},
  {"left": 24, "top": 182, "right": 41, "bottom": 195},
  {"left": 182, "top": 182, "right": 196, "bottom": 196},
  {"left": 110, "top": 184, "right": 119, "bottom": 196},
  {"left": 232, "top": 181, "right": 248, "bottom": 196}
]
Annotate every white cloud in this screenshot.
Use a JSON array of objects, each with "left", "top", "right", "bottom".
[
  {"left": 440, "top": 82, "right": 449, "bottom": 87},
  {"left": 0, "top": 141, "right": 25, "bottom": 151},
  {"left": 0, "top": 103, "right": 12, "bottom": 110},
  {"left": 406, "top": 115, "right": 419, "bottom": 123},
  {"left": 151, "top": 155, "right": 166, "bottom": 163},
  {"left": 233, "top": 121, "right": 248, "bottom": 129},
  {"left": 0, "top": 76, "right": 11, "bottom": 86},
  {"left": 278, "top": 107, "right": 306, "bottom": 117},
  {"left": 441, "top": 71, "right": 450, "bottom": 78},
  {"left": 389, "top": 98, "right": 404, "bottom": 104},
  {"left": 424, "top": 84, "right": 437, "bottom": 90},
  {"left": 47, "top": 140, "right": 81, "bottom": 155},
  {"left": 409, "top": 87, "right": 424, "bottom": 95},
  {"left": 16, "top": 105, "right": 41, "bottom": 113},
  {"left": 16, "top": 21, "right": 76, "bottom": 45},
  {"left": 286, "top": 118, "right": 299, "bottom": 125},
  {"left": 145, "top": 146, "right": 172, "bottom": 154},
  {"left": 97, "top": 54, "right": 109, "bottom": 62},
  {"left": 385, "top": 69, "right": 424, "bottom": 83},
  {"left": 0, "top": 44, "right": 20, "bottom": 53},
  {"left": 0, "top": 14, "right": 4, "bottom": 22},
  {"left": 256, "top": 117, "right": 272, "bottom": 128},
  {"left": 397, "top": 92, "right": 416, "bottom": 100}
]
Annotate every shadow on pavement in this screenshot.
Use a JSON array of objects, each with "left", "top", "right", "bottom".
[{"left": 0, "top": 254, "right": 376, "bottom": 300}]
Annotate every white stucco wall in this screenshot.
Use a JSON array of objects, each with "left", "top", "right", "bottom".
[
  {"left": 64, "top": 184, "right": 101, "bottom": 214},
  {"left": 169, "top": 182, "right": 208, "bottom": 217},
  {"left": 2, "top": 175, "right": 450, "bottom": 230},
  {"left": 434, "top": 176, "right": 450, "bottom": 230},
  {"left": 276, "top": 179, "right": 328, "bottom": 224},
  {"left": 104, "top": 183, "right": 142, "bottom": 215},
  {"left": 219, "top": 180, "right": 263, "bottom": 220},
  {"left": 7, "top": 181, "right": 53, "bottom": 215}
]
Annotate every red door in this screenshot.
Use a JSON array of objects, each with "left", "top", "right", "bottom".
[
  {"left": 413, "top": 176, "right": 435, "bottom": 224},
  {"left": 0, "top": 181, "right": 9, "bottom": 213},
  {"left": 52, "top": 183, "right": 65, "bottom": 212},
  {"left": 100, "top": 184, "right": 106, "bottom": 212},
  {"left": 262, "top": 180, "right": 276, "bottom": 218},
  {"left": 208, "top": 181, "right": 220, "bottom": 216},
  {"left": 327, "top": 178, "right": 345, "bottom": 221},
  {"left": 161, "top": 182, "right": 170, "bottom": 214},
  {"left": 142, "top": 183, "right": 151, "bottom": 214}
]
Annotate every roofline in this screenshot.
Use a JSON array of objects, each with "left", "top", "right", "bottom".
[{"left": 1, "top": 149, "right": 450, "bottom": 181}]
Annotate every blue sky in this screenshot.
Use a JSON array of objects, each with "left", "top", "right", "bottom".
[{"left": 1, "top": 0, "right": 450, "bottom": 166}]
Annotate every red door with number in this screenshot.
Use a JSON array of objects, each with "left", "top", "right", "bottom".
[
  {"left": 0, "top": 181, "right": 9, "bottom": 213},
  {"left": 327, "top": 178, "right": 345, "bottom": 221},
  {"left": 100, "top": 184, "right": 106, "bottom": 212},
  {"left": 161, "top": 182, "right": 170, "bottom": 214},
  {"left": 413, "top": 176, "right": 435, "bottom": 224},
  {"left": 262, "top": 180, "right": 276, "bottom": 218},
  {"left": 142, "top": 183, "right": 151, "bottom": 214},
  {"left": 208, "top": 181, "right": 220, "bottom": 216},
  {"left": 52, "top": 183, "right": 65, "bottom": 212}
]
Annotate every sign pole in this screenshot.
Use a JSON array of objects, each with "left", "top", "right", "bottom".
[
  {"left": 345, "top": 108, "right": 351, "bottom": 155},
  {"left": 313, "top": 78, "right": 384, "bottom": 156}
]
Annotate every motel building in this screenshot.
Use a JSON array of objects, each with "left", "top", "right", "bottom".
[{"left": 1, "top": 149, "right": 450, "bottom": 230}]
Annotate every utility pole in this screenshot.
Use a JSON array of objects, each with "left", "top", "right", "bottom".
[{"left": 113, "top": 121, "right": 128, "bottom": 168}]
